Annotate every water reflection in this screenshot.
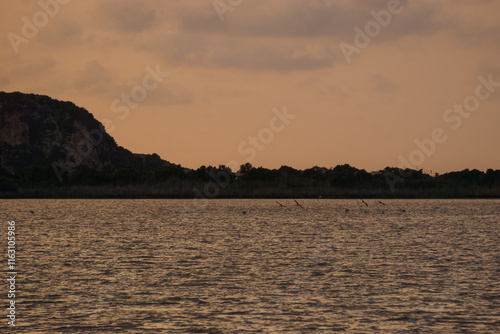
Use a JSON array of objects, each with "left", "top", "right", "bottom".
[{"left": 1, "top": 199, "right": 499, "bottom": 333}]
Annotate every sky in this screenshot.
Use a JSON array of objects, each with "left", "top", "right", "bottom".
[{"left": 1, "top": 0, "right": 499, "bottom": 174}]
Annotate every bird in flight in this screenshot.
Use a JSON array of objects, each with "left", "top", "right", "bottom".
[{"left": 294, "top": 199, "right": 305, "bottom": 209}]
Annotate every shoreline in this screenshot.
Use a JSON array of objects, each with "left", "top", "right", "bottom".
[{"left": 2, "top": 187, "right": 499, "bottom": 200}]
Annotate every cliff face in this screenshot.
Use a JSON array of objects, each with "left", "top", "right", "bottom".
[{"left": 0, "top": 91, "right": 169, "bottom": 174}]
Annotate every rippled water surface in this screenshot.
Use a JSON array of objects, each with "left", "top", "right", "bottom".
[{"left": 1, "top": 199, "right": 500, "bottom": 333}]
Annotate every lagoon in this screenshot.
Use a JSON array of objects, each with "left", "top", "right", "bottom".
[{"left": 1, "top": 199, "right": 499, "bottom": 333}]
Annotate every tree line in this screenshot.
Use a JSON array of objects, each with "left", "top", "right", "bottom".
[{"left": 1, "top": 162, "right": 499, "bottom": 198}]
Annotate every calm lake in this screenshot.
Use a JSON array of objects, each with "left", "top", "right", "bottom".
[{"left": 1, "top": 199, "right": 499, "bottom": 333}]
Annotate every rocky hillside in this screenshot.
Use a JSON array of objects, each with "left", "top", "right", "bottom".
[{"left": 0, "top": 91, "right": 170, "bottom": 178}]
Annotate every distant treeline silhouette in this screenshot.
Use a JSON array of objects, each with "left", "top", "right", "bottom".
[
  {"left": 1, "top": 162, "right": 499, "bottom": 198},
  {"left": 2, "top": 92, "right": 498, "bottom": 198}
]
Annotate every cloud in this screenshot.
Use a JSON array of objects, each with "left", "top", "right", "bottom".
[
  {"left": 38, "top": 20, "right": 84, "bottom": 48},
  {"left": 2, "top": 57, "right": 57, "bottom": 80},
  {"left": 147, "top": 84, "right": 195, "bottom": 106},
  {"left": 207, "top": 41, "right": 336, "bottom": 70},
  {"left": 319, "top": 85, "right": 348, "bottom": 98},
  {"left": 175, "top": 0, "right": 366, "bottom": 38},
  {"left": 142, "top": 33, "right": 337, "bottom": 71},
  {"left": 168, "top": 0, "right": 447, "bottom": 42},
  {"left": 69, "top": 0, "right": 499, "bottom": 73},
  {"left": 72, "top": 60, "right": 114, "bottom": 95},
  {"left": 94, "top": 0, "right": 158, "bottom": 33},
  {"left": 384, "top": 1, "right": 448, "bottom": 38},
  {"left": 122, "top": 0, "right": 452, "bottom": 72},
  {"left": 369, "top": 74, "right": 399, "bottom": 94}
]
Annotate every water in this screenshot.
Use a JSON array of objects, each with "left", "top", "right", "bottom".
[{"left": 1, "top": 199, "right": 499, "bottom": 333}]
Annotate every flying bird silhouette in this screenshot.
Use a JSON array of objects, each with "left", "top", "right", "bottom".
[{"left": 294, "top": 199, "right": 305, "bottom": 209}]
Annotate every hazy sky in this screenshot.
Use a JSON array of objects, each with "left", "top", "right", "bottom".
[{"left": 1, "top": 0, "right": 499, "bottom": 173}]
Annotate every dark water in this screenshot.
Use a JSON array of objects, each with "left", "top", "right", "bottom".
[{"left": 1, "top": 199, "right": 500, "bottom": 333}]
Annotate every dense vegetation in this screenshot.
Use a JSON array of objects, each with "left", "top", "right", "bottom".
[{"left": 1, "top": 162, "right": 499, "bottom": 198}]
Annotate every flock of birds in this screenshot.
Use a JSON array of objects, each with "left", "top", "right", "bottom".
[
  {"left": 27, "top": 202, "right": 404, "bottom": 216},
  {"left": 243, "top": 198, "right": 407, "bottom": 214}
]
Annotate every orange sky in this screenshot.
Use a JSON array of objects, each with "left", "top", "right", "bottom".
[{"left": 1, "top": 0, "right": 499, "bottom": 173}]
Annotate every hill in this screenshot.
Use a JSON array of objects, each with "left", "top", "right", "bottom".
[
  {"left": 1, "top": 91, "right": 499, "bottom": 198},
  {"left": 0, "top": 91, "right": 173, "bottom": 191}
]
